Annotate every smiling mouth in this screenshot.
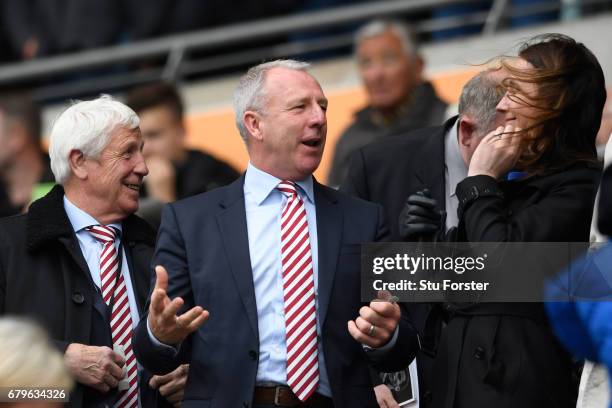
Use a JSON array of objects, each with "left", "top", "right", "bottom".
[
  {"left": 125, "top": 183, "right": 141, "bottom": 192},
  {"left": 302, "top": 140, "right": 321, "bottom": 147}
]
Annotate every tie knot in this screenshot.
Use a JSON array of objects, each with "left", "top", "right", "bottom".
[
  {"left": 277, "top": 181, "right": 298, "bottom": 198},
  {"left": 86, "top": 225, "right": 118, "bottom": 244}
]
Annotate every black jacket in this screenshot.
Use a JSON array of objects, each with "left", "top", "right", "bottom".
[
  {"left": 340, "top": 119, "right": 454, "bottom": 407},
  {"left": 0, "top": 185, "right": 165, "bottom": 408},
  {"left": 429, "top": 164, "right": 601, "bottom": 408}
]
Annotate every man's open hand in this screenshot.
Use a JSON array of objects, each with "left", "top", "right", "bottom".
[{"left": 148, "top": 265, "right": 209, "bottom": 345}]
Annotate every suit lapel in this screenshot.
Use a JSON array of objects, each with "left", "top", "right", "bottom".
[
  {"left": 314, "top": 182, "right": 342, "bottom": 329},
  {"left": 216, "top": 176, "right": 259, "bottom": 339},
  {"left": 414, "top": 118, "right": 456, "bottom": 213}
]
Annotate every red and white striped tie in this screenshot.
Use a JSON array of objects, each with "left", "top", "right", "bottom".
[
  {"left": 86, "top": 225, "right": 138, "bottom": 408},
  {"left": 277, "top": 181, "right": 319, "bottom": 401}
]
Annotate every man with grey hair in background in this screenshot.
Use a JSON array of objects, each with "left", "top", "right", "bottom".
[
  {"left": 341, "top": 69, "right": 505, "bottom": 407},
  {"left": 327, "top": 19, "right": 448, "bottom": 188},
  {"left": 0, "top": 95, "right": 187, "bottom": 408},
  {"left": 133, "top": 59, "right": 418, "bottom": 407}
]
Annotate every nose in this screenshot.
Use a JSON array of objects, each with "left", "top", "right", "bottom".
[
  {"left": 496, "top": 92, "right": 510, "bottom": 114},
  {"left": 134, "top": 152, "right": 149, "bottom": 177},
  {"left": 310, "top": 104, "right": 326, "bottom": 127},
  {"left": 362, "top": 63, "right": 384, "bottom": 84}
]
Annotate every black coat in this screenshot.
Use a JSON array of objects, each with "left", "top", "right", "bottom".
[
  {"left": 430, "top": 164, "right": 601, "bottom": 408},
  {"left": 0, "top": 185, "right": 165, "bottom": 408},
  {"left": 340, "top": 119, "right": 454, "bottom": 407}
]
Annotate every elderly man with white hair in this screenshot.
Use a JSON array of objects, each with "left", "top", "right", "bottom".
[{"left": 0, "top": 95, "right": 186, "bottom": 408}]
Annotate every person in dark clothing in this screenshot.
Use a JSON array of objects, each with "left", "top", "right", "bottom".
[
  {"left": 327, "top": 19, "right": 448, "bottom": 187},
  {"left": 125, "top": 82, "right": 239, "bottom": 228},
  {"left": 403, "top": 34, "right": 606, "bottom": 408},
  {"left": 342, "top": 69, "right": 505, "bottom": 407},
  {"left": 0, "top": 94, "right": 54, "bottom": 215},
  {"left": 0, "top": 96, "right": 187, "bottom": 407}
]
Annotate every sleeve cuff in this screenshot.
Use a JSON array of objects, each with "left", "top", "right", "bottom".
[
  {"left": 456, "top": 175, "right": 503, "bottom": 215},
  {"left": 146, "top": 319, "right": 181, "bottom": 355},
  {"left": 362, "top": 325, "right": 399, "bottom": 357}
]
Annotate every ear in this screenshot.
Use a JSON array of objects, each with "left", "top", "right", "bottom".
[
  {"left": 411, "top": 55, "right": 425, "bottom": 81},
  {"left": 243, "top": 110, "right": 263, "bottom": 142},
  {"left": 68, "top": 149, "right": 88, "bottom": 180},
  {"left": 458, "top": 116, "right": 477, "bottom": 147}
]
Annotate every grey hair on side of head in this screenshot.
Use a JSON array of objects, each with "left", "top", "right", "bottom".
[
  {"left": 233, "top": 59, "right": 312, "bottom": 142},
  {"left": 458, "top": 70, "right": 504, "bottom": 136},
  {"left": 354, "top": 19, "right": 419, "bottom": 56},
  {"left": 49, "top": 94, "right": 140, "bottom": 185}
]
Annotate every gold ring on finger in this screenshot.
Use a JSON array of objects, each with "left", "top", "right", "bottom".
[{"left": 368, "top": 324, "right": 376, "bottom": 336}]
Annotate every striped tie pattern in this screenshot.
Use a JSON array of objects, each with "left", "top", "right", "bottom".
[
  {"left": 277, "top": 181, "right": 319, "bottom": 401},
  {"left": 86, "top": 225, "right": 138, "bottom": 408}
]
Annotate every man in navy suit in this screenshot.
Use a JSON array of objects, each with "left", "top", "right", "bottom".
[{"left": 133, "top": 60, "right": 417, "bottom": 407}]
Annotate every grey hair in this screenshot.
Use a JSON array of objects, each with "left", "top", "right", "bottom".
[
  {"left": 49, "top": 94, "right": 140, "bottom": 184},
  {"left": 233, "top": 59, "right": 311, "bottom": 142},
  {"left": 0, "top": 317, "right": 74, "bottom": 389},
  {"left": 354, "top": 19, "right": 418, "bottom": 56},
  {"left": 458, "top": 70, "right": 504, "bottom": 136}
]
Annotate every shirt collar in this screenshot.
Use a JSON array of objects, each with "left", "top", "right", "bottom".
[
  {"left": 444, "top": 122, "right": 468, "bottom": 197},
  {"left": 63, "top": 195, "right": 122, "bottom": 235},
  {"left": 244, "top": 162, "right": 315, "bottom": 205}
]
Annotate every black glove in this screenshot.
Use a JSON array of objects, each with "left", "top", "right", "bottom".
[{"left": 398, "top": 189, "right": 443, "bottom": 241}]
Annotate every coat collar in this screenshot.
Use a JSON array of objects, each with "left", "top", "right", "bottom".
[{"left": 27, "top": 184, "right": 155, "bottom": 252}]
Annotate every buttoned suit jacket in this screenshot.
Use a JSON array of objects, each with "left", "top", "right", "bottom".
[{"left": 133, "top": 175, "right": 418, "bottom": 408}]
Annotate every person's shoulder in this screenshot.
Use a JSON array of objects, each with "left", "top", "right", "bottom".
[
  {"left": 317, "top": 182, "right": 381, "bottom": 212},
  {"left": 534, "top": 162, "right": 602, "bottom": 186},
  {"left": 171, "top": 176, "right": 243, "bottom": 212},
  {"left": 359, "top": 123, "right": 443, "bottom": 161}
]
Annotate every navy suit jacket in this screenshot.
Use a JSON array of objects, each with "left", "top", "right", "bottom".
[{"left": 133, "top": 175, "right": 417, "bottom": 408}]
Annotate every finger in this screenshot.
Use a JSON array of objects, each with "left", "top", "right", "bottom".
[
  {"left": 406, "top": 206, "right": 440, "bottom": 220},
  {"left": 358, "top": 308, "right": 389, "bottom": 329},
  {"left": 159, "top": 380, "right": 180, "bottom": 396},
  {"left": 370, "top": 299, "right": 400, "bottom": 319},
  {"left": 149, "top": 375, "right": 162, "bottom": 389},
  {"left": 177, "top": 306, "right": 205, "bottom": 326},
  {"left": 355, "top": 316, "right": 391, "bottom": 342},
  {"left": 109, "top": 351, "right": 125, "bottom": 367},
  {"left": 405, "top": 223, "right": 439, "bottom": 234},
  {"left": 484, "top": 126, "right": 505, "bottom": 143},
  {"left": 154, "top": 265, "right": 169, "bottom": 292},
  {"left": 150, "top": 287, "right": 170, "bottom": 316},
  {"left": 406, "top": 213, "right": 441, "bottom": 225},
  {"left": 376, "top": 290, "right": 398, "bottom": 303},
  {"left": 183, "top": 309, "right": 209, "bottom": 332},
  {"left": 107, "top": 360, "right": 125, "bottom": 381},
  {"left": 160, "top": 296, "right": 185, "bottom": 323},
  {"left": 103, "top": 372, "right": 120, "bottom": 389},
  {"left": 347, "top": 320, "right": 366, "bottom": 343},
  {"left": 150, "top": 372, "right": 173, "bottom": 388},
  {"left": 406, "top": 195, "right": 437, "bottom": 208}
]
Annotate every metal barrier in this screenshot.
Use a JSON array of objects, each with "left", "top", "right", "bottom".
[{"left": 0, "top": 0, "right": 608, "bottom": 102}]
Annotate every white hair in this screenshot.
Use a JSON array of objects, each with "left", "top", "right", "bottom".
[
  {"left": 354, "top": 19, "right": 419, "bottom": 56},
  {"left": 0, "top": 317, "right": 74, "bottom": 389},
  {"left": 233, "top": 59, "right": 311, "bottom": 142},
  {"left": 49, "top": 95, "right": 140, "bottom": 184}
]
